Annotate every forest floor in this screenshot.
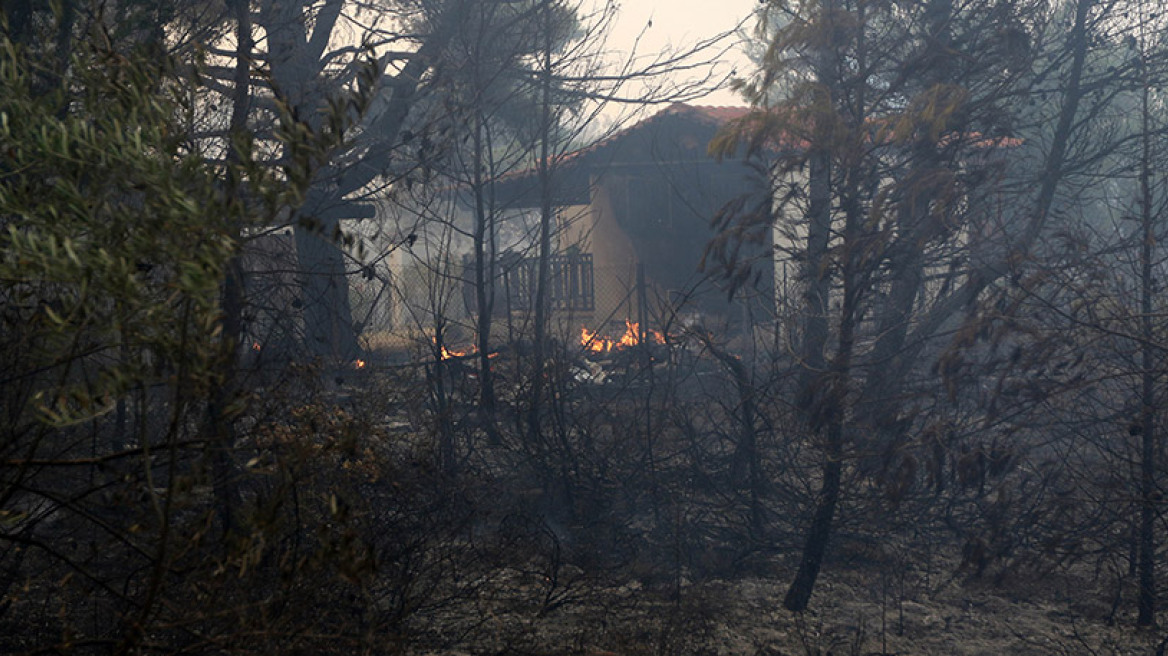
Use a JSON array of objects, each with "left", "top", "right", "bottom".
[
  {"left": 413, "top": 551, "right": 1165, "bottom": 656},
  {"left": 349, "top": 351, "right": 1164, "bottom": 655}
]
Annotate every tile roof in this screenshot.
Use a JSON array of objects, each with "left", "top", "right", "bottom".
[
  {"left": 489, "top": 103, "right": 750, "bottom": 190},
  {"left": 487, "top": 102, "right": 1018, "bottom": 197},
  {"left": 680, "top": 104, "right": 753, "bottom": 124},
  {"left": 552, "top": 103, "right": 751, "bottom": 166}
]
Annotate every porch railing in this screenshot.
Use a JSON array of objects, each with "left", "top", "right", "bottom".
[{"left": 502, "top": 252, "right": 594, "bottom": 312}]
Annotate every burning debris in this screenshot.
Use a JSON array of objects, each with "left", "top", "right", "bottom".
[
  {"left": 434, "top": 338, "right": 499, "bottom": 361},
  {"left": 572, "top": 320, "right": 675, "bottom": 387},
  {"left": 422, "top": 319, "right": 666, "bottom": 365},
  {"left": 580, "top": 320, "right": 665, "bottom": 353},
  {"left": 440, "top": 344, "right": 472, "bottom": 360}
]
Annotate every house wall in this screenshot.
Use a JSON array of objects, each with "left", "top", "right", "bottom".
[
  {"left": 599, "top": 160, "right": 777, "bottom": 332},
  {"left": 559, "top": 187, "right": 639, "bottom": 330},
  {"left": 770, "top": 167, "right": 808, "bottom": 331}
]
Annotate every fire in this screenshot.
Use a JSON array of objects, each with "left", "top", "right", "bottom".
[
  {"left": 580, "top": 320, "right": 664, "bottom": 353},
  {"left": 354, "top": 359, "right": 366, "bottom": 369},
  {"left": 434, "top": 338, "right": 497, "bottom": 360},
  {"left": 251, "top": 341, "right": 261, "bottom": 351},
  {"left": 440, "top": 344, "right": 471, "bottom": 360}
]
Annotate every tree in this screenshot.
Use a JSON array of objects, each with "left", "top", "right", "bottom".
[
  {"left": 173, "top": 0, "right": 468, "bottom": 361},
  {"left": 713, "top": 0, "right": 1140, "bottom": 612},
  {"left": 428, "top": 0, "right": 581, "bottom": 444},
  {"left": 0, "top": 18, "right": 371, "bottom": 648},
  {"left": 1125, "top": 3, "right": 1166, "bottom": 624},
  {"left": 375, "top": 0, "right": 736, "bottom": 474}
]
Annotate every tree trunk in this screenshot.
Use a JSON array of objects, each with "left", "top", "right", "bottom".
[
  {"left": 706, "top": 339, "right": 765, "bottom": 534},
  {"left": 1137, "top": 16, "right": 1156, "bottom": 625},
  {"left": 786, "top": 127, "right": 863, "bottom": 612},
  {"left": 527, "top": 2, "right": 555, "bottom": 445},
  {"left": 471, "top": 115, "right": 500, "bottom": 442},
  {"left": 856, "top": 0, "right": 951, "bottom": 467},
  {"left": 293, "top": 215, "right": 360, "bottom": 361},
  {"left": 786, "top": 251, "right": 859, "bottom": 611},
  {"left": 784, "top": 423, "right": 842, "bottom": 611},
  {"left": 256, "top": 0, "right": 461, "bottom": 362},
  {"left": 785, "top": 49, "right": 837, "bottom": 606},
  {"left": 874, "top": 0, "right": 1095, "bottom": 393},
  {"left": 207, "top": 0, "right": 253, "bottom": 537}
]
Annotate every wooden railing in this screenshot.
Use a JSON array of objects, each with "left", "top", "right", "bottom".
[{"left": 491, "top": 252, "right": 594, "bottom": 312}]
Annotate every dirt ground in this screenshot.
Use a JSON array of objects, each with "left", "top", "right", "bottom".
[{"left": 412, "top": 555, "right": 1167, "bottom": 656}]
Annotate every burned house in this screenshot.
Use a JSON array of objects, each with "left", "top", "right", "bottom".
[{"left": 483, "top": 103, "right": 772, "bottom": 337}]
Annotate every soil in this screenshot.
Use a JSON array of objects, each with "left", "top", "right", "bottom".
[{"left": 412, "top": 555, "right": 1165, "bottom": 656}]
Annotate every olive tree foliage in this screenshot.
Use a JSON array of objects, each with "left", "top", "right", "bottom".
[
  {"left": 1, "top": 55, "right": 231, "bottom": 426},
  {"left": 1, "top": 0, "right": 233, "bottom": 66},
  {"left": 0, "top": 24, "right": 370, "bottom": 651},
  {"left": 710, "top": 0, "right": 1168, "bottom": 615}
]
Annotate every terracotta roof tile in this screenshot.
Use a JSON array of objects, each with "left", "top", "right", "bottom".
[
  {"left": 678, "top": 104, "right": 753, "bottom": 123},
  {"left": 489, "top": 103, "right": 1018, "bottom": 190}
]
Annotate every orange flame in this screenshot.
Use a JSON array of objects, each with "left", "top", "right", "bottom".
[
  {"left": 581, "top": 320, "right": 664, "bottom": 353},
  {"left": 440, "top": 344, "right": 471, "bottom": 360},
  {"left": 435, "top": 338, "right": 498, "bottom": 360},
  {"left": 354, "top": 359, "right": 366, "bottom": 369}
]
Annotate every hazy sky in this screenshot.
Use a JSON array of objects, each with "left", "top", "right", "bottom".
[{"left": 606, "top": 0, "right": 760, "bottom": 108}]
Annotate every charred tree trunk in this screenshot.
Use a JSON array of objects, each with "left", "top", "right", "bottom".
[
  {"left": 784, "top": 417, "right": 843, "bottom": 611},
  {"left": 1137, "top": 15, "right": 1156, "bottom": 625},
  {"left": 293, "top": 215, "right": 360, "bottom": 361},
  {"left": 879, "top": 0, "right": 1094, "bottom": 387},
  {"left": 785, "top": 134, "right": 866, "bottom": 612},
  {"left": 471, "top": 115, "right": 500, "bottom": 443},
  {"left": 430, "top": 327, "right": 458, "bottom": 475},
  {"left": 786, "top": 250, "right": 859, "bottom": 611},
  {"left": 705, "top": 338, "right": 765, "bottom": 534},
  {"left": 527, "top": 2, "right": 555, "bottom": 446},
  {"left": 785, "top": 58, "right": 837, "bottom": 608},
  {"left": 207, "top": 0, "right": 253, "bottom": 538},
  {"left": 257, "top": 0, "right": 463, "bottom": 363},
  {"left": 785, "top": 218, "right": 860, "bottom": 611},
  {"left": 856, "top": 0, "right": 951, "bottom": 471},
  {"left": 784, "top": 25, "right": 880, "bottom": 600}
]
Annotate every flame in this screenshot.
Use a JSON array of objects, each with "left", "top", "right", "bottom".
[
  {"left": 354, "top": 359, "right": 366, "bottom": 369},
  {"left": 435, "top": 339, "right": 497, "bottom": 360},
  {"left": 440, "top": 344, "right": 471, "bottom": 360},
  {"left": 251, "top": 341, "right": 261, "bottom": 351},
  {"left": 581, "top": 320, "right": 665, "bottom": 353}
]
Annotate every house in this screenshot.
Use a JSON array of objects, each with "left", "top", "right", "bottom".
[
  {"left": 363, "top": 102, "right": 1020, "bottom": 358},
  {"left": 483, "top": 103, "right": 773, "bottom": 338},
  {"left": 236, "top": 105, "right": 774, "bottom": 358}
]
